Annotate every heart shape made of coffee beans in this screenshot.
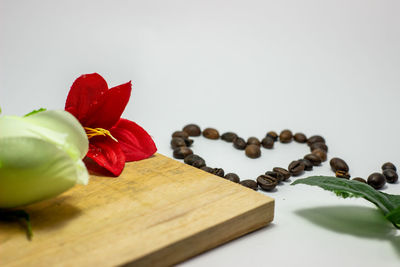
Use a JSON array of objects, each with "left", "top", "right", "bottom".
[
  {"left": 170, "top": 124, "right": 399, "bottom": 192},
  {"left": 170, "top": 124, "right": 332, "bottom": 192}
]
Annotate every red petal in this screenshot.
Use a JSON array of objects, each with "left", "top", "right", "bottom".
[
  {"left": 85, "top": 136, "right": 126, "bottom": 176},
  {"left": 84, "top": 81, "right": 132, "bottom": 129},
  {"left": 110, "top": 118, "right": 157, "bottom": 161},
  {"left": 65, "top": 73, "right": 109, "bottom": 124}
]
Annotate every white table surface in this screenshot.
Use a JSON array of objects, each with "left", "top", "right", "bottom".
[{"left": 1, "top": 1, "right": 400, "bottom": 266}]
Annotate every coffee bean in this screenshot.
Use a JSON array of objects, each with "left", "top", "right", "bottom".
[
  {"left": 212, "top": 168, "right": 225, "bottom": 177},
  {"left": 293, "top": 133, "right": 307, "bottom": 143},
  {"left": 265, "top": 171, "right": 281, "bottom": 182},
  {"left": 312, "top": 148, "right": 327, "bottom": 162},
  {"left": 221, "top": 132, "right": 238, "bottom": 142},
  {"left": 367, "top": 172, "right": 386, "bottom": 189},
  {"left": 307, "top": 135, "right": 325, "bottom": 146},
  {"left": 247, "top": 137, "right": 261, "bottom": 146},
  {"left": 330, "top": 157, "right": 349, "bottom": 172},
  {"left": 245, "top": 144, "right": 261, "bottom": 158},
  {"left": 257, "top": 175, "right": 278, "bottom": 191},
  {"left": 173, "top": 147, "right": 193, "bottom": 159},
  {"left": 335, "top": 170, "right": 350, "bottom": 179},
  {"left": 200, "top": 166, "right": 214, "bottom": 173},
  {"left": 184, "top": 138, "right": 194, "bottom": 146},
  {"left": 272, "top": 167, "right": 291, "bottom": 181},
  {"left": 233, "top": 137, "right": 247, "bottom": 150},
  {"left": 310, "top": 142, "right": 328, "bottom": 152},
  {"left": 261, "top": 136, "right": 274, "bottom": 149},
  {"left": 382, "top": 162, "right": 397, "bottom": 172},
  {"left": 304, "top": 154, "right": 322, "bottom": 166},
  {"left": 279, "top": 129, "right": 293, "bottom": 143},
  {"left": 383, "top": 169, "right": 398, "bottom": 183},
  {"left": 299, "top": 159, "right": 313, "bottom": 171},
  {"left": 170, "top": 137, "right": 186, "bottom": 149},
  {"left": 203, "top": 128, "right": 220, "bottom": 139},
  {"left": 266, "top": 131, "right": 278, "bottom": 141},
  {"left": 240, "top": 179, "right": 258, "bottom": 191},
  {"left": 224, "top": 173, "right": 240, "bottom": 183},
  {"left": 288, "top": 160, "right": 305, "bottom": 176},
  {"left": 192, "top": 159, "right": 206, "bottom": 168},
  {"left": 184, "top": 154, "right": 203, "bottom": 165},
  {"left": 172, "top": 131, "right": 189, "bottom": 139},
  {"left": 182, "top": 124, "right": 201, "bottom": 136},
  {"left": 352, "top": 177, "right": 367, "bottom": 183}
]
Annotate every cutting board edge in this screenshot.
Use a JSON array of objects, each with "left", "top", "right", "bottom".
[{"left": 123, "top": 198, "right": 275, "bottom": 267}]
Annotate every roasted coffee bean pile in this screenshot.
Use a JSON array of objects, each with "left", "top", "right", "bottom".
[
  {"left": 171, "top": 124, "right": 329, "bottom": 192},
  {"left": 329, "top": 157, "right": 398, "bottom": 190}
]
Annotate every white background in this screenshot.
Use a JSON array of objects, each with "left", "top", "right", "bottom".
[{"left": 1, "top": 0, "right": 400, "bottom": 266}]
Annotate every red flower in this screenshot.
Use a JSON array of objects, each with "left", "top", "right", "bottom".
[{"left": 65, "top": 73, "right": 157, "bottom": 176}]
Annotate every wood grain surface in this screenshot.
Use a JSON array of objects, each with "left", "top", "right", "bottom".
[{"left": 0, "top": 153, "right": 274, "bottom": 267}]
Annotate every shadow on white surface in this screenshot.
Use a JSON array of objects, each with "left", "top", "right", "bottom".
[{"left": 295, "top": 205, "right": 400, "bottom": 258}]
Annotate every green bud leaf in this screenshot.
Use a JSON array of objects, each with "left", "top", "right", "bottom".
[
  {"left": 0, "top": 210, "right": 32, "bottom": 240},
  {"left": 24, "top": 108, "right": 47, "bottom": 117}
]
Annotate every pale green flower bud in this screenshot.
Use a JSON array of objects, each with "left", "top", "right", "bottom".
[{"left": 0, "top": 109, "right": 89, "bottom": 208}]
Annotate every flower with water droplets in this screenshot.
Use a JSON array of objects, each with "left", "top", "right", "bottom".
[{"left": 65, "top": 73, "right": 157, "bottom": 176}]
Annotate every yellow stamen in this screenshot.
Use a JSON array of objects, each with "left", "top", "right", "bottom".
[{"left": 84, "top": 127, "right": 118, "bottom": 142}]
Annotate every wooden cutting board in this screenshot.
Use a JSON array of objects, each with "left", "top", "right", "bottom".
[{"left": 0, "top": 153, "right": 274, "bottom": 267}]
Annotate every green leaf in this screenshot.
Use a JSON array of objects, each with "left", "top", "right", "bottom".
[
  {"left": 291, "top": 176, "right": 400, "bottom": 229},
  {"left": 0, "top": 209, "right": 33, "bottom": 240},
  {"left": 386, "top": 206, "right": 400, "bottom": 228},
  {"left": 24, "top": 108, "right": 47, "bottom": 117}
]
